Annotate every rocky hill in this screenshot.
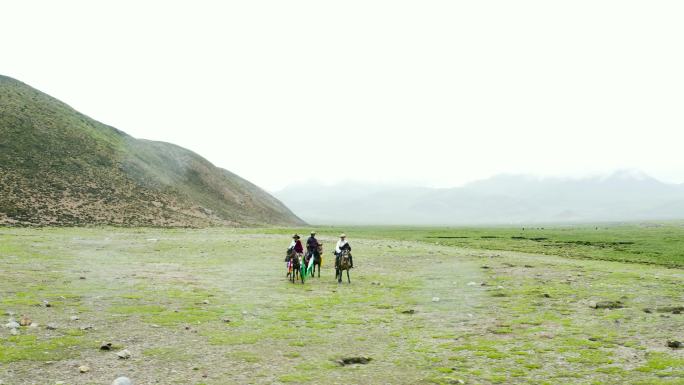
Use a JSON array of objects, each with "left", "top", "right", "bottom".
[{"left": 0, "top": 75, "right": 304, "bottom": 227}]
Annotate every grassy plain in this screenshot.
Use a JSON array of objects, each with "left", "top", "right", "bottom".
[
  {"left": 263, "top": 222, "right": 684, "bottom": 267},
  {"left": 0, "top": 225, "right": 683, "bottom": 384}
]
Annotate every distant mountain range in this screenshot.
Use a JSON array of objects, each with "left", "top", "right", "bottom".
[
  {"left": 275, "top": 171, "right": 684, "bottom": 225},
  {"left": 0, "top": 75, "right": 304, "bottom": 227}
]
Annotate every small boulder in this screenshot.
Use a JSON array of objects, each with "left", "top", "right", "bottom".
[
  {"left": 112, "top": 377, "right": 133, "bottom": 385},
  {"left": 591, "top": 300, "right": 624, "bottom": 309},
  {"left": 337, "top": 356, "right": 372, "bottom": 366},
  {"left": 432, "top": 297, "right": 440, "bottom": 302},
  {"left": 401, "top": 309, "right": 415, "bottom": 314},
  {"left": 656, "top": 306, "right": 684, "bottom": 314},
  {"left": 19, "top": 316, "right": 32, "bottom": 327},
  {"left": 667, "top": 340, "right": 682, "bottom": 349},
  {"left": 116, "top": 349, "right": 132, "bottom": 359},
  {"left": 46, "top": 323, "right": 58, "bottom": 330},
  {"left": 79, "top": 365, "right": 90, "bottom": 373},
  {"left": 5, "top": 321, "right": 20, "bottom": 329},
  {"left": 70, "top": 315, "right": 80, "bottom": 321},
  {"left": 100, "top": 343, "right": 113, "bottom": 351}
]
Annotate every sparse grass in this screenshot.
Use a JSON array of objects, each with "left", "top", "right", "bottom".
[
  {"left": 0, "top": 226, "right": 682, "bottom": 384},
  {"left": 259, "top": 223, "right": 684, "bottom": 267}
]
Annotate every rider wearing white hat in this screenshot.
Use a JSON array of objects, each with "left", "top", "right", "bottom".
[{"left": 335, "top": 233, "right": 353, "bottom": 268}]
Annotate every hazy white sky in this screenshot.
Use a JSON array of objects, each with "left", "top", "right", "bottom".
[{"left": 3, "top": 1, "right": 683, "bottom": 190}]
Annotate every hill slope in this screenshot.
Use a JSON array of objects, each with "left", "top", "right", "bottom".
[
  {"left": 275, "top": 173, "right": 684, "bottom": 225},
  {"left": 0, "top": 75, "right": 304, "bottom": 227}
]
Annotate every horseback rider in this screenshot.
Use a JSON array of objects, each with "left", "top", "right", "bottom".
[
  {"left": 335, "top": 233, "right": 353, "bottom": 269},
  {"left": 306, "top": 231, "right": 320, "bottom": 265},
  {"left": 289, "top": 234, "right": 304, "bottom": 254}
]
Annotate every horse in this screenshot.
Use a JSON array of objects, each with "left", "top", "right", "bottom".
[
  {"left": 286, "top": 249, "right": 305, "bottom": 284},
  {"left": 335, "top": 250, "right": 351, "bottom": 284},
  {"left": 310, "top": 244, "right": 323, "bottom": 278}
]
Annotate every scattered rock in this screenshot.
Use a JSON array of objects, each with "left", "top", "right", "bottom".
[
  {"left": 19, "top": 316, "right": 32, "bottom": 326},
  {"left": 524, "top": 264, "right": 534, "bottom": 268},
  {"left": 241, "top": 310, "right": 248, "bottom": 315},
  {"left": 79, "top": 276, "right": 86, "bottom": 280},
  {"left": 46, "top": 323, "right": 58, "bottom": 330},
  {"left": 449, "top": 380, "right": 465, "bottom": 385},
  {"left": 643, "top": 308, "right": 653, "bottom": 313},
  {"left": 116, "top": 349, "right": 132, "bottom": 359},
  {"left": 542, "top": 293, "right": 551, "bottom": 298},
  {"left": 202, "top": 300, "right": 210, "bottom": 304},
  {"left": 480, "top": 265, "right": 490, "bottom": 269},
  {"left": 656, "top": 306, "right": 684, "bottom": 314},
  {"left": 80, "top": 325, "right": 94, "bottom": 331},
  {"left": 79, "top": 365, "right": 90, "bottom": 373},
  {"left": 5, "top": 311, "right": 15, "bottom": 316},
  {"left": 591, "top": 300, "right": 624, "bottom": 309},
  {"left": 222, "top": 318, "right": 231, "bottom": 323},
  {"left": 371, "top": 281, "right": 382, "bottom": 286},
  {"left": 29, "top": 322, "right": 39, "bottom": 328},
  {"left": 10, "top": 328, "right": 19, "bottom": 335},
  {"left": 70, "top": 315, "right": 80, "bottom": 321},
  {"left": 100, "top": 342, "right": 113, "bottom": 351},
  {"left": 466, "top": 282, "right": 478, "bottom": 286},
  {"left": 432, "top": 297, "right": 440, "bottom": 302},
  {"left": 401, "top": 309, "right": 415, "bottom": 314},
  {"left": 337, "top": 356, "right": 372, "bottom": 366},
  {"left": 5, "top": 321, "right": 20, "bottom": 329},
  {"left": 43, "top": 300, "right": 51, "bottom": 308},
  {"left": 111, "top": 377, "right": 133, "bottom": 385},
  {"left": 667, "top": 340, "right": 682, "bottom": 349}
]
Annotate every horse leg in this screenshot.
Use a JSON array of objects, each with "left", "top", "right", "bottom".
[{"left": 347, "top": 269, "right": 350, "bottom": 284}]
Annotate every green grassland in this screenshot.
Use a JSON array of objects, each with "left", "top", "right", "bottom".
[
  {"left": 0, "top": 225, "right": 682, "bottom": 384},
  {"left": 261, "top": 222, "right": 684, "bottom": 267}
]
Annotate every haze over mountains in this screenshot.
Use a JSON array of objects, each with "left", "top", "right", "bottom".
[
  {"left": 0, "top": 75, "right": 303, "bottom": 227},
  {"left": 275, "top": 171, "right": 684, "bottom": 225}
]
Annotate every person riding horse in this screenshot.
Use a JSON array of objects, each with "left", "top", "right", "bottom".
[
  {"left": 334, "top": 233, "right": 353, "bottom": 269},
  {"left": 306, "top": 231, "right": 320, "bottom": 267},
  {"left": 286, "top": 234, "right": 305, "bottom": 283},
  {"left": 286, "top": 234, "right": 304, "bottom": 267}
]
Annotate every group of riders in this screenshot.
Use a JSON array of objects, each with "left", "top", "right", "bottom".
[{"left": 285, "top": 231, "right": 354, "bottom": 283}]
